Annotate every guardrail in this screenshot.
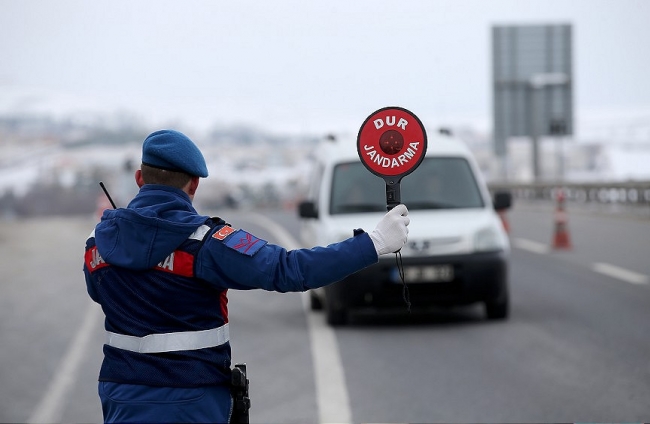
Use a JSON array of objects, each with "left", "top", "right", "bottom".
[
  {"left": 487, "top": 180, "right": 650, "bottom": 205},
  {"left": 487, "top": 181, "right": 650, "bottom": 221}
]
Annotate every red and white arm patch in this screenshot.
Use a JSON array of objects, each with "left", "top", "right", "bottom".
[
  {"left": 212, "top": 225, "right": 236, "bottom": 240},
  {"left": 84, "top": 246, "right": 194, "bottom": 277},
  {"left": 84, "top": 246, "right": 109, "bottom": 272},
  {"left": 154, "top": 250, "right": 194, "bottom": 277}
]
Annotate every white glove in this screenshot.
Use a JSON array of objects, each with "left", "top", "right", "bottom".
[{"left": 369, "top": 204, "right": 410, "bottom": 255}]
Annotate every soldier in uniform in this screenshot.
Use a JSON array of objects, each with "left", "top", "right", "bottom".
[{"left": 83, "top": 129, "right": 409, "bottom": 423}]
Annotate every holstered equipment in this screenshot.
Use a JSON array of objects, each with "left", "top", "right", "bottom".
[{"left": 230, "top": 363, "right": 251, "bottom": 423}]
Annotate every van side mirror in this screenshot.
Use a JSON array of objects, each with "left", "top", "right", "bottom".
[
  {"left": 298, "top": 201, "right": 319, "bottom": 219},
  {"left": 493, "top": 191, "right": 512, "bottom": 211}
]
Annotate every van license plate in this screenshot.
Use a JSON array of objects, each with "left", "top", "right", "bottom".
[{"left": 393, "top": 265, "right": 454, "bottom": 283}]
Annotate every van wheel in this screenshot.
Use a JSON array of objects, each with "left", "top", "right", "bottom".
[
  {"left": 326, "top": 298, "right": 348, "bottom": 326},
  {"left": 310, "top": 291, "right": 323, "bottom": 310},
  {"left": 484, "top": 293, "right": 509, "bottom": 320}
]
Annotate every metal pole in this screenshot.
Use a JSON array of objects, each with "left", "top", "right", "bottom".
[
  {"left": 557, "top": 135, "right": 565, "bottom": 182},
  {"left": 529, "top": 85, "right": 541, "bottom": 181}
]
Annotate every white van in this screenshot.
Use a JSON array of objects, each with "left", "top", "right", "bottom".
[{"left": 297, "top": 131, "right": 512, "bottom": 325}]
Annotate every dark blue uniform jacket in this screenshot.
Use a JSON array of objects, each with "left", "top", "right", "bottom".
[{"left": 84, "top": 184, "right": 377, "bottom": 387}]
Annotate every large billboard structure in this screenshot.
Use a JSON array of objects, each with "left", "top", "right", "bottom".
[{"left": 492, "top": 24, "right": 573, "bottom": 180}]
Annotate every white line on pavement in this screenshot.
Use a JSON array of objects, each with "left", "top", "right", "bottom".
[
  {"left": 28, "top": 301, "right": 102, "bottom": 424},
  {"left": 301, "top": 293, "right": 352, "bottom": 424},
  {"left": 247, "top": 211, "right": 352, "bottom": 424},
  {"left": 512, "top": 237, "right": 550, "bottom": 254},
  {"left": 592, "top": 262, "right": 650, "bottom": 285}
]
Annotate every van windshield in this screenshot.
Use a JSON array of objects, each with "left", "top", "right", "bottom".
[{"left": 329, "top": 157, "right": 485, "bottom": 214}]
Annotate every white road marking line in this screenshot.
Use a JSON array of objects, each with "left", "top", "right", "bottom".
[
  {"left": 301, "top": 293, "right": 352, "bottom": 424},
  {"left": 592, "top": 262, "right": 650, "bottom": 285},
  {"left": 247, "top": 211, "right": 352, "bottom": 424},
  {"left": 28, "top": 302, "right": 102, "bottom": 424},
  {"left": 512, "top": 237, "right": 550, "bottom": 254}
]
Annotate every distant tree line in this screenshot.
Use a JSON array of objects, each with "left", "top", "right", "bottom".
[
  {"left": 0, "top": 184, "right": 96, "bottom": 218},
  {"left": 0, "top": 167, "right": 113, "bottom": 218}
]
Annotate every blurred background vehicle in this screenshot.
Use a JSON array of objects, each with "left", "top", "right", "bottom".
[{"left": 298, "top": 132, "right": 512, "bottom": 325}]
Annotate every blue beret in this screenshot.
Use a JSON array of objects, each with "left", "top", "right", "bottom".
[{"left": 141, "top": 130, "right": 209, "bottom": 177}]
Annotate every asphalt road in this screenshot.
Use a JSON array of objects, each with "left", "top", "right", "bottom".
[{"left": 1, "top": 202, "right": 649, "bottom": 423}]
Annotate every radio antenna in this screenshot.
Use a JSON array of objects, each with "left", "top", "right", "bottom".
[{"left": 99, "top": 181, "right": 117, "bottom": 209}]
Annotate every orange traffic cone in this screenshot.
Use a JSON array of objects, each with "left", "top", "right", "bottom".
[{"left": 552, "top": 189, "right": 572, "bottom": 249}]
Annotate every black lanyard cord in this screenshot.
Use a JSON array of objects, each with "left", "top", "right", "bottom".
[{"left": 396, "top": 250, "right": 411, "bottom": 313}]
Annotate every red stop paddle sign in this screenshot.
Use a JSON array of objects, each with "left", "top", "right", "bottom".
[
  {"left": 357, "top": 106, "right": 428, "bottom": 209},
  {"left": 357, "top": 106, "right": 427, "bottom": 178}
]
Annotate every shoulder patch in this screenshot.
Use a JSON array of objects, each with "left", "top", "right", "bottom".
[
  {"left": 213, "top": 225, "right": 236, "bottom": 240},
  {"left": 223, "top": 229, "right": 267, "bottom": 256}
]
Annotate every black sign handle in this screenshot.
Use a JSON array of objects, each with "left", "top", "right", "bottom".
[{"left": 384, "top": 178, "right": 402, "bottom": 211}]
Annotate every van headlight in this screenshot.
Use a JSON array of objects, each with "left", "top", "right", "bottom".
[{"left": 474, "top": 226, "right": 505, "bottom": 252}]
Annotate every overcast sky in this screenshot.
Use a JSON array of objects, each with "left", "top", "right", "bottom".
[{"left": 1, "top": 0, "right": 649, "bottom": 135}]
